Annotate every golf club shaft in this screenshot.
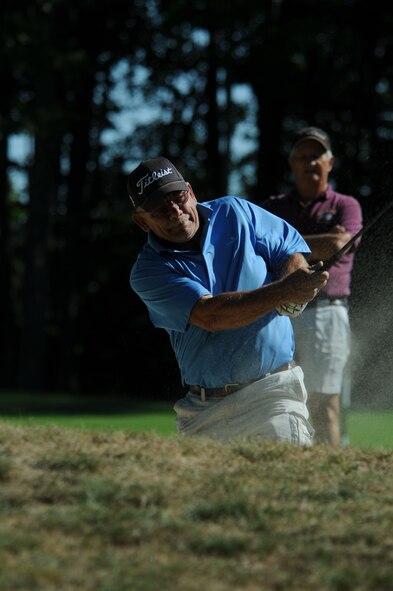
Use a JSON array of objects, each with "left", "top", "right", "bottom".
[{"left": 320, "top": 198, "right": 393, "bottom": 271}]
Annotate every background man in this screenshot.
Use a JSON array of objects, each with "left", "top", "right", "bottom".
[
  {"left": 261, "top": 127, "right": 363, "bottom": 447},
  {"left": 128, "top": 157, "right": 328, "bottom": 445}
]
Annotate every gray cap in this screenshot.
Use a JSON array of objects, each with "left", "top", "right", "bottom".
[{"left": 292, "top": 127, "right": 332, "bottom": 152}]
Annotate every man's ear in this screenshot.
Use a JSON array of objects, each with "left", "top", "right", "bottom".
[
  {"left": 186, "top": 181, "right": 197, "bottom": 202},
  {"left": 328, "top": 155, "right": 336, "bottom": 173},
  {"left": 132, "top": 212, "right": 150, "bottom": 232}
]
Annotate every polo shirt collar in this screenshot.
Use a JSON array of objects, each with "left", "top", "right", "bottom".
[{"left": 290, "top": 184, "right": 333, "bottom": 206}]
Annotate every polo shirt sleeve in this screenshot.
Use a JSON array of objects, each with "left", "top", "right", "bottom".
[
  {"left": 130, "top": 255, "right": 209, "bottom": 332},
  {"left": 339, "top": 195, "right": 363, "bottom": 239},
  {"left": 250, "top": 203, "right": 311, "bottom": 271}
]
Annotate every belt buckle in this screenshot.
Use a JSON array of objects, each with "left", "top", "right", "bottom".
[{"left": 224, "top": 383, "right": 240, "bottom": 394}]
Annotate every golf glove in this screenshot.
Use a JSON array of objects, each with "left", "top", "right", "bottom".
[{"left": 276, "top": 302, "right": 308, "bottom": 318}]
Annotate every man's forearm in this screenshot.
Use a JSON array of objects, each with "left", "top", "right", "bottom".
[
  {"left": 189, "top": 259, "right": 328, "bottom": 332},
  {"left": 280, "top": 252, "right": 310, "bottom": 276},
  {"left": 189, "top": 282, "right": 296, "bottom": 332},
  {"left": 304, "top": 232, "right": 352, "bottom": 260}
]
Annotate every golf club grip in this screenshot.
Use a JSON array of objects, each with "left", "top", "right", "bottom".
[{"left": 321, "top": 255, "right": 345, "bottom": 271}]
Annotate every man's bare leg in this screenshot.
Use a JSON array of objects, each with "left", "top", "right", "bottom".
[{"left": 308, "top": 392, "right": 340, "bottom": 447}]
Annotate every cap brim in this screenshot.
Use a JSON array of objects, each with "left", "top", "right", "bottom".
[
  {"left": 141, "top": 180, "right": 189, "bottom": 211},
  {"left": 293, "top": 136, "right": 330, "bottom": 152}
]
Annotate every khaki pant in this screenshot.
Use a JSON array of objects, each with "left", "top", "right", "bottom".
[
  {"left": 292, "top": 300, "right": 350, "bottom": 394},
  {"left": 174, "top": 365, "right": 314, "bottom": 445}
]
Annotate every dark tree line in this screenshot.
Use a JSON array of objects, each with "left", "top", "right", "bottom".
[{"left": 1, "top": 0, "right": 393, "bottom": 406}]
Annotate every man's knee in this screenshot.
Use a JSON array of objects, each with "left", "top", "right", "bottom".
[
  {"left": 309, "top": 392, "right": 339, "bottom": 419},
  {"left": 309, "top": 392, "right": 340, "bottom": 446}
]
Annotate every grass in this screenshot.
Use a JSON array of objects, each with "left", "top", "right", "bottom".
[
  {"left": 0, "top": 392, "right": 392, "bottom": 450},
  {"left": 0, "top": 424, "right": 392, "bottom": 591},
  {"left": 2, "top": 412, "right": 176, "bottom": 434},
  {"left": 346, "top": 411, "right": 393, "bottom": 450},
  {"left": 0, "top": 392, "right": 177, "bottom": 435}
]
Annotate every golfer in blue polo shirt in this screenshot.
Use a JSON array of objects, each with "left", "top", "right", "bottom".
[{"left": 128, "top": 157, "right": 329, "bottom": 445}]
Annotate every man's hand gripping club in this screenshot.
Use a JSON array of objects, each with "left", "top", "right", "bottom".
[{"left": 276, "top": 261, "right": 329, "bottom": 317}]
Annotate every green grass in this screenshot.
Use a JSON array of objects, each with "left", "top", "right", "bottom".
[
  {"left": 1, "top": 412, "right": 176, "bottom": 434},
  {"left": 347, "top": 411, "right": 393, "bottom": 450},
  {"left": 0, "top": 392, "right": 392, "bottom": 449},
  {"left": 0, "top": 392, "right": 176, "bottom": 430}
]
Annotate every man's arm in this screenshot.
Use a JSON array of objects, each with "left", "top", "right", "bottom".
[
  {"left": 304, "top": 197, "right": 363, "bottom": 261},
  {"left": 303, "top": 226, "right": 353, "bottom": 261},
  {"left": 189, "top": 254, "right": 328, "bottom": 332},
  {"left": 280, "top": 252, "right": 313, "bottom": 275}
]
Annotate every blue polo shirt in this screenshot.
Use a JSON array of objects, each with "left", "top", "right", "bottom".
[{"left": 130, "top": 196, "right": 310, "bottom": 388}]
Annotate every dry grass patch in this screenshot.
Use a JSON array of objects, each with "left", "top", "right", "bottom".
[{"left": 0, "top": 423, "right": 392, "bottom": 591}]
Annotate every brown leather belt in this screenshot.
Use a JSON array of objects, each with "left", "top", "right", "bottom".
[{"left": 189, "top": 361, "right": 297, "bottom": 400}]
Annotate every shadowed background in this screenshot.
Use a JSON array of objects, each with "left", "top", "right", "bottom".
[{"left": 1, "top": 0, "right": 392, "bottom": 410}]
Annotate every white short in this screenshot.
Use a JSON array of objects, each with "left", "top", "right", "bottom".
[
  {"left": 292, "top": 299, "right": 350, "bottom": 395},
  {"left": 174, "top": 365, "right": 314, "bottom": 445}
]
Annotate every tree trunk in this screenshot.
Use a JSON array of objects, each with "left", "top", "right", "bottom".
[
  {"left": 205, "top": 33, "right": 222, "bottom": 196},
  {"left": 18, "top": 134, "right": 59, "bottom": 390},
  {"left": 0, "top": 133, "right": 17, "bottom": 385},
  {"left": 62, "top": 89, "right": 93, "bottom": 392}
]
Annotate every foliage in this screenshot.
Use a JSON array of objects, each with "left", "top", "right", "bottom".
[{"left": 1, "top": 0, "right": 393, "bottom": 402}]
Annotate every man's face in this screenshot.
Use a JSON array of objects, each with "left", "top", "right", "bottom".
[
  {"left": 132, "top": 183, "right": 200, "bottom": 244},
  {"left": 289, "top": 140, "right": 334, "bottom": 190}
]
